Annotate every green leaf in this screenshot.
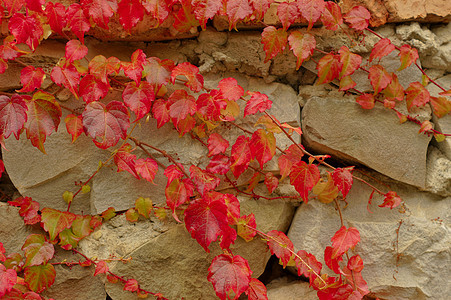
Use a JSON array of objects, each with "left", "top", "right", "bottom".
[
  {"left": 24, "top": 263, "right": 56, "bottom": 293},
  {"left": 135, "top": 197, "right": 152, "bottom": 218},
  {"left": 40, "top": 208, "right": 76, "bottom": 241}
]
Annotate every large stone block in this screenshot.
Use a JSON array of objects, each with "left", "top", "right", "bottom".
[{"left": 301, "top": 96, "right": 432, "bottom": 188}]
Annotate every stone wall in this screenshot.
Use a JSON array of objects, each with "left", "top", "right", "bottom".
[{"left": 0, "top": 2, "right": 450, "bottom": 300}]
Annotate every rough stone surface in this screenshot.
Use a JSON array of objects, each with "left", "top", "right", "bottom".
[
  {"left": 287, "top": 171, "right": 451, "bottom": 300},
  {"left": 266, "top": 277, "right": 317, "bottom": 300},
  {"left": 301, "top": 96, "right": 432, "bottom": 188},
  {"left": 426, "top": 147, "right": 451, "bottom": 196}
]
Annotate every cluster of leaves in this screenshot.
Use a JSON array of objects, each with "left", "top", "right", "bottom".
[{"left": 0, "top": 0, "right": 449, "bottom": 300}]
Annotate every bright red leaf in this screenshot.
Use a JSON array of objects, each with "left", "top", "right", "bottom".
[
  {"left": 117, "top": 0, "right": 144, "bottom": 30},
  {"left": 189, "top": 165, "right": 220, "bottom": 195},
  {"left": 64, "top": 114, "right": 83, "bottom": 143},
  {"left": 94, "top": 260, "right": 109, "bottom": 276},
  {"left": 316, "top": 54, "right": 340, "bottom": 84},
  {"left": 89, "top": 55, "right": 121, "bottom": 83},
  {"left": 81, "top": 0, "right": 115, "bottom": 30},
  {"left": 331, "top": 226, "right": 360, "bottom": 259},
  {"left": 66, "top": 3, "right": 91, "bottom": 42},
  {"left": 124, "top": 278, "right": 139, "bottom": 292},
  {"left": 244, "top": 91, "right": 272, "bottom": 117},
  {"left": 122, "top": 49, "right": 146, "bottom": 84},
  {"left": 249, "top": 0, "right": 272, "bottom": 20},
  {"left": 295, "top": 250, "right": 322, "bottom": 281},
  {"left": 21, "top": 234, "right": 54, "bottom": 267},
  {"left": 192, "top": 0, "right": 222, "bottom": 29},
  {"left": 83, "top": 101, "right": 130, "bottom": 149},
  {"left": 277, "top": 2, "right": 300, "bottom": 30},
  {"left": 245, "top": 278, "right": 268, "bottom": 300},
  {"left": 79, "top": 74, "right": 110, "bottom": 103},
  {"left": 332, "top": 167, "right": 354, "bottom": 198},
  {"left": 114, "top": 143, "right": 139, "bottom": 179},
  {"left": 0, "top": 94, "right": 28, "bottom": 139},
  {"left": 208, "top": 254, "right": 251, "bottom": 300},
  {"left": 266, "top": 230, "right": 294, "bottom": 268},
  {"left": 18, "top": 66, "right": 45, "bottom": 93},
  {"left": 25, "top": 91, "right": 62, "bottom": 154},
  {"left": 370, "top": 38, "right": 395, "bottom": 62},
  {"left": 230, "top": 135, "right": 252, "bottom": 178},
  {"left": 165, "top": 178, "right": 194, "bottom": 221},
  {"left": 398, "top": 44, "right": 419, "bottom": 71},
  {"left": 65, "top": 40, "right": 88, "bottom": 63},
  {"left": 226, "top": 0, "right": 253, "bottom": 30},
  {"left": 196, "top": 90, "right": 227, "bottom": 121},
  {"left": 250, "top": 129, "right": 276, "bottom": 168},
  {"left": 9, "top": 196, "right": 41, "bottom": 225},
  {"left": 341, "top": 266, "right": 369, "bottom": 296},
  {"left": 164, "top": 164, "right": 185, "bottom": 182},
  {"left": 171, "top": 62, "right": 204, "bottom": 93},
  {"left": 3, "top": 0, "right": 25, "bottom": 15},
  {"left": 122, "top": 81, "right": 154, "bottom": 120},
  {"left": 288, "top": 31, "right": 316, "bottom": 70},
  {"left": 321, "top": 1, "right": 343, "bottom": 31},
  {"left": 0, "top": 264, "right": 17, "bottom": 297},
  {"left": 144, "top": 57, "right": 174, "bottom": 89},
  {"left": 135, "top": 158, "right": 158, "bottom": 183},
  {"left": 184, "top": 192, "right": 232, "bottom": 252},
  {"left": 379, "top": 191, "right": 402, "bottom": 209},
  {"left": 405, "top": 81, "right": 430, "bottom": 112},
  {"left": 24, "top": 264, "right": 55, "bottom": 293},
  {"left": 297, "top": 0, "right": 325, "bottom": 30},
  {"left": 339, "top": 46, "right": 362, "bottom": 78},
  {"left": 9, "top": 13, "right": 43, "bottom": 50},
  {"left": 152, "top": 99, "right": 170, "bottom": 128},
  {"left": 324, "top": 246, "right": 343, "bottom": 274},
  {"left": 40, "top": 208, "right": 76, "bottom": 241},
  {"left": 289, "top": 161, "right": 320, "bottom": 203},
  {"left": 45, "top": 2, "right": 67, "bottom": 36},
  {"left": 168, "top": 89, "right": 197, "bottom": 124},
  {"left": 261, "top": 26, "right": 288, "bottom": 62},
  {"left": 278, "top": 144, "right": 304, "bottom": 180},
  {"left": 143, "top": 0, "right": 170, "bottom": 24},
  {"left": 207, "top": 154, "right": 231, "bottom": 175},
  {"left": 347, "top": 254, "right": 364, "bottom": 272},
  {"left": 51, "top": 62, "right": 81, "bottom": 97},
  {"left": 369, "top": 65, "right": 392, "bottom": 95},
  {"left": 356, "top": 93, "right": 375, "bottom": 109},
  {"left": 344, "top": 6, "right": 371, "bottom": 31},
  {"left": 172, "top": 0, "right": 199, "bottom": 33},
  {"left": 208, "top": 133, "right": 229, "bottom": 157}
]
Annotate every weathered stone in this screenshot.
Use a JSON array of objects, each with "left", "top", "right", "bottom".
[
  {"left": 266, "top": 277, "right": 317, "bottom": 300},
  {"left": 287, "top": 172, "right": 451, "bottom": 299},
  {"left": 301, "top": 96, "right": 432, "bottom": 188},
  {"left": 426, "top": 146, "right": 451, "bottom": 197}
]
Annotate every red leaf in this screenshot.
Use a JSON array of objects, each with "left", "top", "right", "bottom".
[
  {"left": 379, "top": 191, "right": 402, "bottom": 209},
  {"left": 289, "top": 161, "right": 320, "bottom": 203},
  {"left": 288, "top": 31, "right": 316, "bottom": 70},
  {"left": 189, "top": 165, "right": 220, "bottom": 195},
  {"left": 331, "top": 167, "right": 354, "bottom": 198},
  {"left": 370, "top": 38, "right": 395, "bottom": 62},
  {"left": 430, "top": 96, "right": 451, "bottom": 118},
  {"left": 0, "top": 37, "right": 23, "bottom": 61},
  {"left": 250, "top": 129, "right": 276, "bottom": 169},
  {"left": 165, "top": 178, "right": 194, "bottom": 221},
  {"left": 261, "top": 26, "right": 288, "bottom": 62},
  {"left": 3, "top": 0, "right": 25, "bottom": 15},
  {"left": 0, "top": 160, "right": 3, "bottom": 180},
  {"left": 89, "top": 55, "right": 121, "bottom": 83},
  {"left": 94, "top": 260, "right": 109, "bottom": 276},
  {"left": 244, "top": 91, "right": 272, "bottom": 117},
  {"left": 135, "top": 158, "right": 158, "bottom": 183},
  {"left": 347, "top": 254, "right": 364, "bottom": 272},
  {"left": 117, "top": 0, "right": 144, "bottom": 30},
  {"left": 369, "top": 65, "right": 392, "bottom": 95},
  {"left": 236, "top": 213, "right": 256, "bottom": 241},
  {"left": 321, "top": 1, "right": 343, "bottom": 31},
  {"left": 114, "top": 143, "right": 139, "bottom": 179},
  {"left": 171, "top": 62, "right": 204, "bottom": 93},
  {"left": 51, "top": 62, "right": 81, "bottom": 97},
  {"left": 67, "top": 3, "right": 91, "bottom": 42},
  {"left": 278, "top": 144, "right": 304, "bottom": 180},
  {"left": 339, "top": 75, "right": 356, "bottom": 91},
  {"left": 40, "top": 208, "right": 76, "bottom": 241},
  {"left": 124, "top": 278, "right": 139, "bottom": 292},
  {"left": 266, "top": 230, "right": 294, "bottom": 268},
  {"left": 192, "top": 0, "right": 222, "bottom": 29},
  {"left": 122, "top": 49, "right": 146, "bottom": 85},
  {"left": 24, "top": 264, "right": 55, "bottom": 293},
  {"left": 143, "top": 0, "right": 170, "bottom": 24},
  {"left": 64, "top": 114, "right": 83, "bottom": 143},
  {"left": 173, "top": 0, "right": 200, "bottom": 33},
  {"left": 45, "top": 2, "right": 67, "bottom": 36},
  {"left": 9, "top": 196, "right": 41, "bottom": 225},
  {"left": 226, "top": 0, "right": 253, "bottom": 30},
  {"left": 297, "top": 0, "right": 325, "bottom": 30},
  {"left": 168, "top": 89, "right": 197, "bottom": 123},
  {"left": 0, "top": 94, "right": 28, "bottom": 139},
  {"left": 79, "top": 74, "right": 110, "bottom": 103},
  {"left": 383, "top": 73, "right": 405, "bottom": 101},
  {"left": 331, "top": 226, "right": 360, "bottom": 259},
  {"left": 230, "top": 135, "right": 252, "bottom": 178},
  {"left": 82, "top": 101, "right": 130, "bottom": 149},
  {"left": 245, "top": 278, "right": 268, "bottom": 300},
  {"left": 398, "top": 44, "right": 419, "bottom": 71},
  {"left": 152, "top": 99, "right": 170, "bottom": 128},
  {"left": 81, "top": 0, "right": 115, "bottom": 30},
  {"left": 123, "top": 81, "right": 154, "bottom": 120},
  {"left": 9, "top": 13, "right": 43, "bottom": 50},
  {"left": 184, "top": 192, "right": 232, "bottom": 251},
  {"left": 208, "top": 254, "right": 251, "bottom": 300},
  {"left": 356, "top": 93, "right": 375, "bottom": 109},
  {"left": 164, "top": 164, "right": 185, "bottom": 182},
  {"left": 316, "top": 54, "right": 340, "bottom": 84},
  {"left": 249, "top": 0, "right": 272, "bottom": 20},
  {"left": 18, "top": 66, "right": 45, "bottom": 93},
  {"left": 144, "top": 57, "right": 174, "bottom": 89},
  {"left": 264, "top": 172, "right": 278, "bottom": 194},
  {"left": 197, "top": 90, "right": 227, "bottom": 121},
  {"left": 405, "top": 82, "right": 430, "bottom": 112},
  {"left": 207, "top": 133, "right": 229, "bottom": 157},
  {"left": 21, "top": 234, "right": 54, "bottom": 267},
  {"left": 0, "top": 264, "right": 17, "bottom": 297},
  {"left": 339, "top": 46, "right": 362, "bottom": 78},
  {"left": 25, "top": 91, "right": 62, "bottom": 154},
  {"left": 207, "top": 154, "right": 231, "bottom": 175},
  {"left": 344, "top": 6, "right": 371, "bottom": 31},
  {"left": 324, "top": 246, "right": 342, "bottom": 274},
  {"left": 65, "top": 40, "right": 88, "bottom": 63},
  {"left": 295, "top": 250, "right": 322, "bottom": 281},
  {"left": 277, "top": 2, "right": 300, "bottom": 30},
  {"left": 341, "top": 267, "right": 369, "bottom": 296}
]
